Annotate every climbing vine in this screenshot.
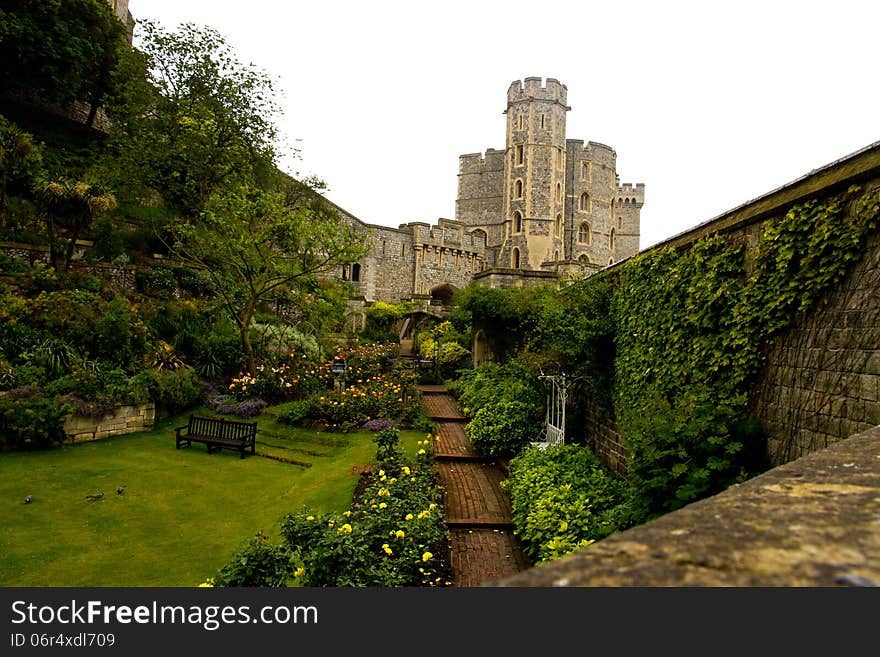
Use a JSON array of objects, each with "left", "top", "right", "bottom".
[{"left": 614, "top": 184, "right": 880, "bottom": 516}]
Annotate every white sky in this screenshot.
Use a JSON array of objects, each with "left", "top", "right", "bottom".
[{"left": 127, "top": 0, "right": 880, "bottom": 249}]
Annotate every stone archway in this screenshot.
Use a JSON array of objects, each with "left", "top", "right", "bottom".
[{"left": 430, "top": 282, "right": 457, "bottom": 307}]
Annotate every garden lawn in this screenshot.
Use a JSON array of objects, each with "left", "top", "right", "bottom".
[{"left": 0, "top": 407, "right": 427, "bottom": 586}]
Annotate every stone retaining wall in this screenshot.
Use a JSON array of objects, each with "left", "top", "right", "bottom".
[{"left": 63, "top": 403, "right": 155, "bottom": 443}]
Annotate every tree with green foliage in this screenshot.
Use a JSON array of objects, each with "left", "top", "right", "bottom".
[
  {"left": 0, "top": 115, "right": 41, "bottom": 228},
  {"left": 0, "top": 0, "right": 128, "bottom": 130},
  {"left": 172, "top": 184, "right": 368, "bottom": 373},
  {"left": 35, "top": 178, "right": 116, "bottom": 272},
  {"left": 107, "top": 20, "right": 281, "bottom": 217}
]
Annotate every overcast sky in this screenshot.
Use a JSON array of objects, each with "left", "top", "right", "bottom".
[{"left": 127, "top": 0, "right": 879, "bottom": 249}]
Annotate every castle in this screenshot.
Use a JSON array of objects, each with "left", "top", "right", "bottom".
[{"left": 336, "top": 77, "right": 644, "bottom": 307}]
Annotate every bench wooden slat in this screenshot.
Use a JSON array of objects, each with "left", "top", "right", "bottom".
[{"left": 175, "top": 414, "right": 257, "bottom": 459}]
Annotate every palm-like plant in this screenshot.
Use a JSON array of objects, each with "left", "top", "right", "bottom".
[{"left": 35, "top": 178, "right": 116, "bottom": 271}]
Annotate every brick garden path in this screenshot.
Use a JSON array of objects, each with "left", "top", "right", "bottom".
[{"left": 417, "top": 384, "right": 530, "bottom": 586}]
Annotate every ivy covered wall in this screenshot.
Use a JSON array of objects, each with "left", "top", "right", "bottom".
[{"left": 452, "top": 144, "right": 880, "bottom": 518}]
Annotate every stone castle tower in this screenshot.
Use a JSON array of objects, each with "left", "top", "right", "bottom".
[
  {"left": 328, "top": 76, "right": 644, "bottom": 321},
  {"left": 456, "top": 77, "right": 643, "bottom": 276}
]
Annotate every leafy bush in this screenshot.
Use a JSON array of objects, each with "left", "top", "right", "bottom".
[
  {"left": 213, "top": 532, "right": 293, "bottom": 587},
  {"left": 276, "top": 400, "right": 313, "bottom": 426},
  {"left": 127, "top": 367, "right": 202, "bottom": 414},
  {"left": 464, "top": 400, "right": 541, "bottom": 459},
  {"left": 0, "top": 386, "right": 72, "bottom": 450},
  {"left": 503, "top": 444, "right": 637, "bottom": 564},
  {"left": 448, "top": 358, "right": 543, "bottom": 419},
  {"left": 278, "top": 457, "right": 448, "bottom": 587}
]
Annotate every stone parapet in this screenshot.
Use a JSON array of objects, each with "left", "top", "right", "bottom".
[{"left": 495, "top": 425, "right": 880, "bottom": 587}]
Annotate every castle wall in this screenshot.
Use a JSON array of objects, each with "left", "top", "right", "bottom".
[{"left": 336, "top": 207, "right": 485, "bottom": 304}]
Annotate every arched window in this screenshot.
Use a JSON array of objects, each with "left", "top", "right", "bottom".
[
  {"left": 578, "top": 222, "right": 591, "bottom": 245},
  {"left": 578, "top": 254, "right": 589, "bottom": 265},
  {"left": 515, "top": 179, "right": 523, "bottom": 199},
  {"left": 516, "top": 145, "right": 524, "bottom": 166},
  {"left": 351, "top": 263, "right": 361, "bottom": 282},
  {"left": 556, "top": 182, "right": 562, "bottom": 203},
  {"left": 609, "top": 228, "right": 616, "bottom": 250},
  {"left": 618, "top": 216, "right": 623, "bottom": 228},
  {"left": 553, "top": 250, "right": 559, "bottom": 263},
  {"left": 512, "top": 248, "right": 521, "bottom": 269},
  {"left": 472, "top": 228, "right": 487, "bottom": 246},
  {"left": 609, "top": 257, "right": 614, "bottom": 265},
  {"left": 579, "top": 192, "right": 591, "bottom": 212},
  {"left": 513, "top": 211, "right": 523, "bottom": 233},
  {"left": 341, "top": 265, "right": 348, "bottom": 281},
  {"left": 581, "top": 162, "right": 589, "bottom": 180},
  {"left": 555, "top": 213, "right": 562, "bottom": 237}
]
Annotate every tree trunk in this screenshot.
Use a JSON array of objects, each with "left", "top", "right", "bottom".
[{"left": 240, "top": 303, "right": 257, "bottom": 374}]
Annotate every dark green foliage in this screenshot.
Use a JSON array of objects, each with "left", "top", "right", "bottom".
[
  {"left": 453, "top": 285, "right": 549, "bottom": 361},
  {"left": 0, "top": 386, "right": 72, "bottom": 450},
  {"left": 465, "top": 400, "right": 541, "bottom": 459},
  {"left": 0, "top": 0, "right": 128, "bottom": 127},
  {"left": 213, "top": 532, "right": 293, "bottom": 587},
  {"left": 373, "top": 426, "right": 403, "bottom": 467},
  {"left": 362, "top": 301, "right": 410, "bottom": 343},
  {"left": 275, "top": 400, "right": 313, "bottom": 427},
  {"left": 93, "top": 296, "right": 146, "bottom": 369},
  {"left": 276, "top": 461, "right": 448, "bottom": 587},
  {"left": 447, "top": 358, "right": 543, "bottom": 418},
  {"left": 504, "top": 444, "right": 637, "bottom": 564},
  {"left": 126, "top": 367, "right": 202, "bottom": 415},
  {"left": 135, "top": 266, "right": 176, "bottom": 295}
]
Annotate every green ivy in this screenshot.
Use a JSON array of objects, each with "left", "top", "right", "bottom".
[{"left": 614, "top": 185, "right": 879, "bottom": 515}]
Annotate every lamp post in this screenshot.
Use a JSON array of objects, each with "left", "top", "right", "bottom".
[{"left": 331, "top": 356, "right": 347, "bottom": 394}]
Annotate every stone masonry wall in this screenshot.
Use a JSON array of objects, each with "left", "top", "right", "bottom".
[
  {"left": 64, "top": 403, "right": 156, "bottom": 443},
  {"left": 751, "top": 228, "right": 880, "bottom": 465}
]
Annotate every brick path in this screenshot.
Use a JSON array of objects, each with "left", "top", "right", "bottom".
[{"left": 418, "top": 385, "right": 530, "bottom": 586}]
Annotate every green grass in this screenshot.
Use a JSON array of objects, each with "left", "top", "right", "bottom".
[{"left": 0, "top": 407, "right": 428, "bottom": 587}]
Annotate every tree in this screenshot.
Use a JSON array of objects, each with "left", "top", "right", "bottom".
[
  {"left": 172, "top": 184, "right": 368, "bottom": 373},
  {"left": 108, "top": 20, "right": 280, "bottom": 217},
  {"left": 0, "top": 115, "right": 41, "bottom": 228},
  {"left": 35, "top": 178, "right": 116, "bottom": 271},
  {"left": 0, "top": 0, "right": 128, "bottom": 129}
]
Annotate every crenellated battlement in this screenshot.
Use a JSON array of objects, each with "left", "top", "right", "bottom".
[
  {"left": 459, "top": 148, "right": 505, "bottom": 175},
  {"left": 401, "top": 218, "right": 486, "bottom": 254},
  {"left": 616, "top": 182, "right": 645, "bottom": 207},
  {"left": 507, "top": 77, "right": 569, "bottom": 107},
  {"left": 566, "top": 140, "right": 617, "bottom": 167}
]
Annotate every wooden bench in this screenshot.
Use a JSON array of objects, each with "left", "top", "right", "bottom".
[{"left": 175, "top": 415, "right": 257, "bottom": 459}]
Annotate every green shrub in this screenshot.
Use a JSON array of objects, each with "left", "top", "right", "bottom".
[
  {"left": 275, "top": 400, "right": 313, "bottom": 426},
  {"left": 93, "top": 296, "right": 147, "bottom": 369},
  {"left": 213, "top": 532, "right": 293, "bottom": 587},
  {"left": 465, "top": 400, "right": 540, "bottom": 459},
  {"left": 279, "top": 460, "right": 448, "bottom": 587},
  {"left": 127, "top": 367, "right": 202, "bottom": 414},
  {"left": 503, "top": 444, "right": 637, "bottom": 564},
  {"left": 448, "top": 358, "right": 543, "bottom": 419},
  {"left": 0, "top": 387, "right": 72, "bottom": 450}
]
